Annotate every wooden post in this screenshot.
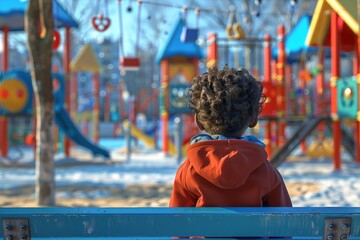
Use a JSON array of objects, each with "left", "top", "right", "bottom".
[
  {"left": 0, "top": 27, "right": 9, "bottom": 157},
  {"left": 330, "top": 11, "right": 341, "bottom": 170},
  {"left": 277, "top": 25, "right": 286, "bottom": 147},
  {"left": 63, "top": 26, "right": 71, "bottom": 157}
]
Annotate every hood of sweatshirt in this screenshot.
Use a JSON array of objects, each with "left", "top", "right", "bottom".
[{"left": 186, "top": 139, "right": 268, "bottom": 189}]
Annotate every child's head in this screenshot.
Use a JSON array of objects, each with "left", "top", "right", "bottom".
[{"left": 188, "top": 66, "right": 265, "bottom": 137}]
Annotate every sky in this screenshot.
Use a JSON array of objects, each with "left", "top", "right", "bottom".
[
  {"left": 0, "top": 0, "right": 315, "bottom": 55},
  {"left": 3, "top": 0, "right": 190, "bottom": 55},
  {"left": 83, "top": 0, "right": 198, "bottom": 55}
]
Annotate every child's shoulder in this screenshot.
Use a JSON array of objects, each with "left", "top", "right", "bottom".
[
  {"left": 190, "top": 133, "right": 265, "bottom": 148},
  {"left": 189, "top": 133, "right": 214, "bottom": 144},
  {"left": 240, "top": 135, "right": 266, "bottom": 148}
]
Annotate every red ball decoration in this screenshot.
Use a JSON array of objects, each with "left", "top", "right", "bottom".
[
  {"left": 91, "top": 13, "right": 111, "bottom": 32},
  {"left": 52, "top": 30, "right": 61, "bottom": 50}
]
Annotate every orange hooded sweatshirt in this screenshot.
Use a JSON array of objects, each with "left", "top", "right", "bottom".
[{"left": 169, "top": 139, "right": 292, "bottom": 207}]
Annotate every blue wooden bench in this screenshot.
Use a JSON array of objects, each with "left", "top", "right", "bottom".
[{"left": 1, "top": 207, "right": 359, "bottom": 239}]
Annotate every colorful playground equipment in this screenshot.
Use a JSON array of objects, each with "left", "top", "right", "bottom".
[
  {"left": 70, "top": 43, "right": 102, "bottom": 143},
  {"left": 0, "top": 71, "right": 109, "bottom": 158},
  {"left": 121, "top": 15, "right": 202, "bottom": 156},
  {"left": 0, "top": 0, "right": 78, "bottom": 158},
  {"left": 205, "top": 1, "right": 359, "bottom": 170},
  {"left": 269, "top": 0, "right": 360, "bottom": 169},
  {"left": 305, "top": 0, "right": 360, "bottom": 169},
  {"left": 155, "top": 16, "right": 203, "bottom": 155},
  {"left": 1, "top": 0, "right": 358, "bottom": 169}
]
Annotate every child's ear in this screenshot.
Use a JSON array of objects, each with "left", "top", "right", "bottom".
[
  {"left": 195, "top": 114, "right": 205, "bottom": 130},
  {"left": 249, "top": 116, "right": 258, "bottom": 128}
]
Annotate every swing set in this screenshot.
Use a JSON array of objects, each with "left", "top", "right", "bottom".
[
  {"left": 180, "top": 7, "right": 200, "bottom": 43},
  {"left": 118, "top": 0, "right": 141, "bottom": 71},
  {"left": 226, "top": 5, "right": 245, "bottom": 40},
  {"left": 91, "top": 0, "right": 111, "bottom": 32},
  {"left": 90, "top": 0, "right": 142, "bottom": 71}
]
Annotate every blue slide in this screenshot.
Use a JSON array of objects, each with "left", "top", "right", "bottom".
[{"left": 54, "top": 105, "right": 110, "bottom": 159}]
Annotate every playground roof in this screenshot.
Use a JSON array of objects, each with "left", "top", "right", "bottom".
[
  {"left": 155, "top": 16, "right": 203, "bottom": 64},
  {"left": 0, "top": 0, "right": 78, "bottom": 31},
  {"left": 272, "top": 14, "right": 324, "bottom": 64},
  {"left": 70, "top": 44, "right": 101, "bottom": 73},
  {"left": 306, "top": 0, "right": 357, "bottom": 52}
]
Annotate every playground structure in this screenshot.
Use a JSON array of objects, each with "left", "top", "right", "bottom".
[
  {"left": 0, "top": 0, "right": 359, "bottom": 168},
  {"left": 70, "top": 43, "right": 102, "bottom": 143},
  {"left": 0, "top": 0, "right": 110, "bottom": 159},
  {"left": 0, "top": 71, "right": 109, "bottom": 158},
  {"left": 0, "top": 2, "right": 360, "bottom": 238},
  {"left": 119, "top": 1, "right": 360, "bottom": 167},
  {"left": 304, "top": 0, "right": 360, "bottom": 170},
  {"left": 121, "top": 15, "right": 203, "bottom": 157},
  {"left": 156, "top": 16, "right": 203, "bottom": 155},
  {"left": 205, "top": 0, "right": 359, "bottom": 170}
]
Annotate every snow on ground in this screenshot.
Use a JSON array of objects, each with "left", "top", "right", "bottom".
[
  {"left": 279, "top": 160, "right": 360, "bottom": 207},
  {"left": 0, "top": 138, "right": 359, "bottom": 207}
]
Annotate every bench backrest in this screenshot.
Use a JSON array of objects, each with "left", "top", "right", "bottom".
[{"left": 1, "top": 207, "right": 359, "bottom": 239}]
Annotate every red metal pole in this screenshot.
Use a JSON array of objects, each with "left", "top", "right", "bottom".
[
  {"left": 357, "top": 11, "right": 360, "bottom": 164},
  {"left": 263, "top": 34, "right": 272, "bottom": 158},
  {"left": 118, "top": 80, "right": 126, "bottom": 121},
  {"left": 105, "top": 83, "right": 110, "bottom": 122},
  {"left": 161, "top": 60, "right": 169, "bottom": 154},
  {"left": 63, "top": 26, "right": 71, "bottom": 156},
  {"left": 277, "top": 25, "right": 286, "bottom": 147},
  {"left": 206, "top": 33, "right": 218, "bottom": 68},
  {"left": 2, "top": 27, "right": 9, "bottom": 70},
  {"left": 82, "top": 119, "right": 88, "bottom": 137},
  {"left": 299, "top": 61, "right": 307, "bottom": 116},
  {"left": 264, "top": 34, "right": 271, "bottom": 83},
  {"left": 353, "top": 53, "right": 360, "bottom": 163},
  {"left": 129, "top": 97, "right": 136, "bottom": 124},
  {"left": 271, "top": 61, "right": 278, "bottom": 147},
  {"left": 0, "top": 27, "right": 9, "bottom": 157},
  {"left": 93, "top": 73, "right": 100, "bottom": 143},
  {"left": 71, "top": 72, "right": 78, "bottom": 120},
  {"left": 316, "top": 50, "right": 325, "bottom": 139},
  {"left": 330, "top": 12, "right": 341, "bottom": 170},
  {"left": 299, "top": 61, "right": 307, "bottom": 152}
]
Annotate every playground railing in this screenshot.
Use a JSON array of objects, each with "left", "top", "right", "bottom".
[{"left": 1, "top": 207, "right": 360, "bottom": 239}]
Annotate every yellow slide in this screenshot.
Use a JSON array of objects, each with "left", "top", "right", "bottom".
[
  {"left": 123, "top": 120, "right": 188, "bottom": 156},
  {"left": 123, "top": 120, "right": 155, "bottom": 148}
]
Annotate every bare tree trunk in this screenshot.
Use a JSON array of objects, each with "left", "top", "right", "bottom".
[{"left": 25, "top": 0, "right": 55, "bottom": 206}]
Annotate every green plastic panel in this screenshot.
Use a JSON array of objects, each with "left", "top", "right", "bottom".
[
  {"left": 169, "top": 84, "right": 191, "bottom": 114},
  {"left": 337, "top": 76, "right": 358, "bottom": 119}
]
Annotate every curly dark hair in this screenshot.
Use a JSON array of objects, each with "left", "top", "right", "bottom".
[{"left": 188, "top": 66, "right": 265, "bottom": 135}]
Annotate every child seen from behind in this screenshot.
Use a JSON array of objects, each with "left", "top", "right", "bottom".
[{"left": 169, "top": 66, "right": 292, "bottom": 207}]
